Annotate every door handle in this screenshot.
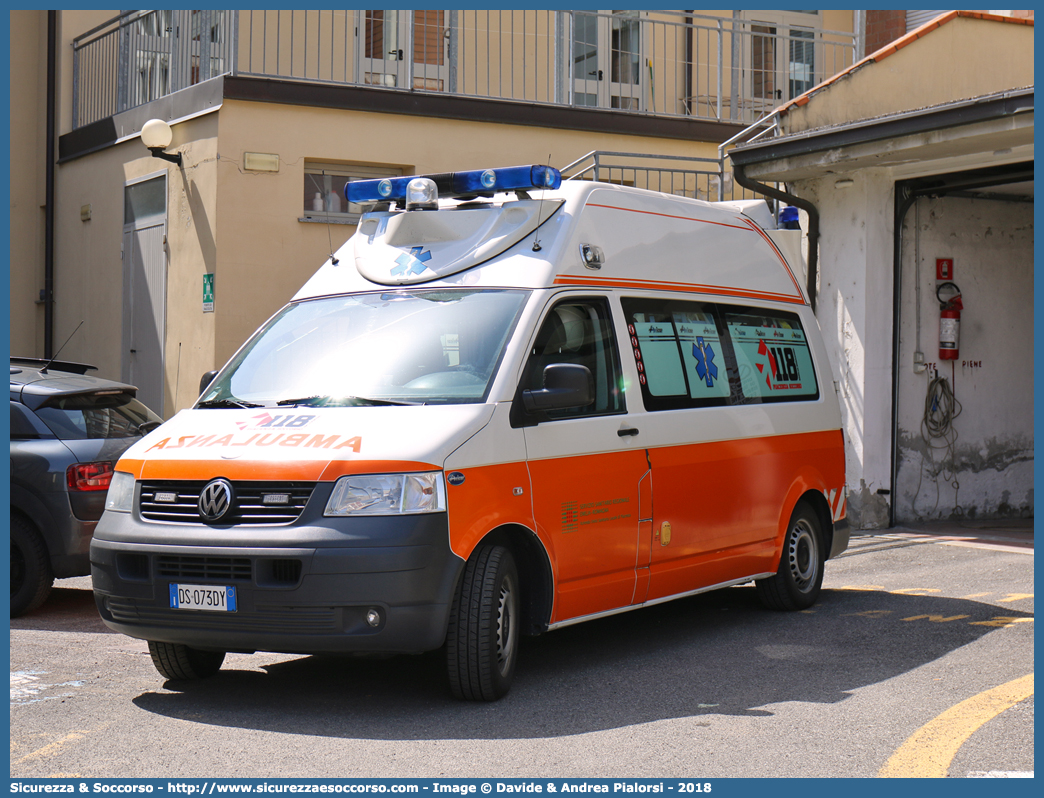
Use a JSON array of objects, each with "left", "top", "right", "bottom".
[{"left": 617, "top": 427, "right": 639, "bottom": 437}]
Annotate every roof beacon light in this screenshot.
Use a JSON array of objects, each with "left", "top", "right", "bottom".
[
  {"left": 406, "top": 177, "right": 439, "bottom": 211},
  {"left": 346, "top": 164, "right": 562, "bottom": 206}
]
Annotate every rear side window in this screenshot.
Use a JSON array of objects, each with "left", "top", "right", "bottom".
[
  {"left": 621, "top": 298, "right": 737, "bottom": 410},
  {"left": 622, "top": 298, "right": 819, "bottom": 410},
  {"left": 10, "top": 402, "right": 43, "bottom": 440},
  {"left": 34, "top": 393, "right": 160, "bottom": 440},
  {"left": 724, "top": 307, "right": 819, "bottom": 402}
]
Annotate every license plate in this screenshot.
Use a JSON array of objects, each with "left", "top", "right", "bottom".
[{"left": 169, "top": 583, "right": 237, "bottom": 612}]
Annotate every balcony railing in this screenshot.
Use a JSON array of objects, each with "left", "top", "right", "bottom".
[{"left": 72, "top": 9, "right": 855, "bottom": 132}]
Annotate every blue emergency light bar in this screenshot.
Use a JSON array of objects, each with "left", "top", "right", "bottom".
[{"left": 346, "top": 164, "right": 562, "bottom": 205}]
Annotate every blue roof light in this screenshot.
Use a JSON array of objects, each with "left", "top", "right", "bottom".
[{"left": 346, "top": 165, "right": 562, "bottom": 205}]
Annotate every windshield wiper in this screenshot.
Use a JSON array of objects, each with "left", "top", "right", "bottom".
[
  {"left": 276, "top": 395, "right": 328, "bottom": 407},
  {"left": 196, "top": 397, "right": 265, "bottom": 409},
  {"left": 325, "top": 395, "right": 424, "bottom": 407}
]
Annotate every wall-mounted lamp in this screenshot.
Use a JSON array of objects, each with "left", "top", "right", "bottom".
[
  {"left": 834, "top": 178, "right": 854, "bottom": 188},
  {"left": 141, "top": 118, "right": 182, "bottom": 166}
]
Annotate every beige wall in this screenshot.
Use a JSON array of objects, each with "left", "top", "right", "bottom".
[
  {"left": 49, "top": 114, "right": 219, "bottom": 411},
  {"left": 783, "top": 16, "right": 1034, "bottom": 132},
  {"left": 9, "top": 10, "right": 47, "bottom": 357}
]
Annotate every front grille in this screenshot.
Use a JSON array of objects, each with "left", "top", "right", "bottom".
[
  {"left": 105, "top": 598, "right": 338, "bottom": 634},
  {"left": 156, "top": 555, "right": 252, "bottom": 581},
  {"left": 139, "top": 480, "right": 316, "bottom": 525}
]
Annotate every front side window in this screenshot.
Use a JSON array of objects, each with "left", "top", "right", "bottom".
[
  {"left": 514, "top": 297, "right": 625, "bottom": 422},
  {"left": 200, "top": 289, "right": 528, "bottom": 408}
]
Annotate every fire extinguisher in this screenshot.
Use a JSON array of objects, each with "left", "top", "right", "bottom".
[{"left": 937, "top": 281, "right": 963, "bottom": 360}]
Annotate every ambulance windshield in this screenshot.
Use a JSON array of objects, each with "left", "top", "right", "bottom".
[{"left": 199, "top": 289, "right": 529, "bottom": 407}]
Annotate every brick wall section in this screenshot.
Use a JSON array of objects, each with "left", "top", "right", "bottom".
[{"left": 865, "top": 10, "right": 907, "bottom": 57}]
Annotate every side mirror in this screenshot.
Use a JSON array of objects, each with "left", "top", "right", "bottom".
[
  {"left": 522, "top": 364, "right": 594, "bottom": 412},
  {"left": 199, "top": 370, "right": 219, "bottom": 397}
]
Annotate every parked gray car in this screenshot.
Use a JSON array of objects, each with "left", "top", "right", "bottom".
[{"left": 9, "top": 358, "right": 162, "bottom": 616}]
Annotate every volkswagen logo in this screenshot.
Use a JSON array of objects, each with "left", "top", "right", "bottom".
[{"left": 198, "top": 478, "right": 234, "bottom": 522}]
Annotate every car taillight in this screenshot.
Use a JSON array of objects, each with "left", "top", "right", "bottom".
[{"left": 67, "top": 461, "right": 114, "bottom": 492}]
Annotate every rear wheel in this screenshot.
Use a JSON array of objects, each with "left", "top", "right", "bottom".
[
  {"left": 148, "top": 641, "right": 226, "bottom": 680},
  {"left": 756, "top": 500, "right": 824, "bottom": 611},
  {"left": 445, "top": 544, "right": 519, "bottom": 701},
  {"left": 10, "top": 515, "right": 54, "bottom": 617}
]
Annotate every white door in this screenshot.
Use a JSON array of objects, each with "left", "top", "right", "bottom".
[
  {"left": 122, "top": 175, "right": 167, "bottom": 415},
  {"left": 571, "top": 10, "right": 643, "bottom": 110},
  {"left": 357, "top": 9, "right": 449, "bottom": 91}
]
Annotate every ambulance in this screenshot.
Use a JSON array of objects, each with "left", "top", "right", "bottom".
[{"left": 90, "top": 164, "right": 849, "bottom": 701}]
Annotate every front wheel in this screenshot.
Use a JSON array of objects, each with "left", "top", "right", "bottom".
[
  {"left": 445, "top": 544, "right": 519, "bottom": 701},
  {"left": 756, "top": 500, "right": 825, "bottom": 611},
  {"left": 148, "top": 641, "right": 225, "bottom": 680}
]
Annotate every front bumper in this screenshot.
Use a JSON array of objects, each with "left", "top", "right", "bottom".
[{"left": 90, "top": 509, "right": 463, "bottom": 655}]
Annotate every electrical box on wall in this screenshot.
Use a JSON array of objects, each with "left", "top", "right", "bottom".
[{"left": 936, "top": 258, "right": 953, "bottom": 280}]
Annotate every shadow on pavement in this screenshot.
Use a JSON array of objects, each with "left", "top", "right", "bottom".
[{"left": 131, "top": 586, "right": 1032, "bottom": 740}]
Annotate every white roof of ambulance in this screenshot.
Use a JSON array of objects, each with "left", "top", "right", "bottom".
[{"left": 294, "top": 181, "right": 808, "bottom": 307}]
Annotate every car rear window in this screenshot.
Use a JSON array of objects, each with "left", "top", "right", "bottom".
[{"left": 34, "top": 393, "right": 160, "bottom": 440}]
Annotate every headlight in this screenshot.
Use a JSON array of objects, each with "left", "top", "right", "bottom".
[
  {"left": 104, "top": 470, "right": 136, "bottom": 513},
  {"left": 325, "top": 472, "right": 446, "bottom": 516}
]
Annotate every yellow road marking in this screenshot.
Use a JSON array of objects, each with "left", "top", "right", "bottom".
[
  {"left": 969, "top": 617, "right": 1034, "bottom": 628},
  {"left": 890, "top": 588, "right": 941, "bottom": 595},
  {"left": 879, "top": 674, "right": 1034, "bottom": 778},
  {"left": 12, "top": 732, "right": 86, "bottom": 764},
  {"left": 998, "top": 593, "right": 1033, "bottom": 603},
  {"left": 901, "top": 614, "right": 969, "bottom": 623}
]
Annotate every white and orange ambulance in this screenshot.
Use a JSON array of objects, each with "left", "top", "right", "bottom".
[{"left": 91, "top": 165, "right": 848, "bottom": 700}]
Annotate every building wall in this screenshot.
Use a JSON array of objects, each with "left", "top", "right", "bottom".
[
  {"left": 782, "top": 16, "right": 1034, "bottom": 132},
  {"left": 865, "top": 10, "right": 907, "bottom": 55},
  {"left": 894, "top": 195, "right": 1034, "bottom": 520},
  {"left": 794, "top": 169, "right": 898, "bottom": 528},
  {"left": 8, "top": 10, "right": 48, "bottom": 357},
  {"left": 49, "top": 113, "right": 219, "bottom": 412}
]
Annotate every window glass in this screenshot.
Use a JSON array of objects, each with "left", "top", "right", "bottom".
[
  {"left": 124, "top": 176, "right": 166, "bottom": 226},
  {"left": 10, "top": 402, "right": 42, "bottom": 440},
  {"left": 303, "top": 162, "right": 405, "bottom": 223},
  {"left": 623, "top": 298, "right": 735, "bottom": 410},
  {"left": 516, "top": 298, "right": 625, "bottom": 422},
  {"left": 725, "top": 308, "right": 819, "bottom": 401},
  {"left": 201, "top": 289, "right": 529, "bottom": 407},
  {"left": 34, "top": 394, "right": 162, "bottom": 440}
]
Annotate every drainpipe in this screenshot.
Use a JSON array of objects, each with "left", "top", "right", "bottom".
[
  {"left": 732, "top": 162, "right": 821, "bottom": 312},
  {"left": 684, "top": 11, "right": 693, "bottom": 115},
  {"left": 44, "top": 10, "right": 57, "bottom": 358}
]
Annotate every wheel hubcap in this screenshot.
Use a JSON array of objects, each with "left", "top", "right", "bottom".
[
  {"left": 495, "top": 580, "right": 516, "bottom": 674},
  {"left": 787, "top": 520, "right": 818, "bottom": 592}
]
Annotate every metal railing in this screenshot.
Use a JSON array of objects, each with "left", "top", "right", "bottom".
[
  {"left": 72, "top": 9, "right": 855, "bottom": 131},
  {"left": 561, "top": 150, "right": 737, "bottom": 203},
  {"left": 72, "top": 10, "right": 237, "bottom": 129}
]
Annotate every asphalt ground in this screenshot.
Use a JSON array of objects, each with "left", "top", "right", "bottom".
[{"left": 9, "top": 521, "right": 1033, "bottom": 779}]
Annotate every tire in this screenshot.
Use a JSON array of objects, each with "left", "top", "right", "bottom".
[
  {"left": 756, "top": 500, "right": 825, "bottom": 611},
  {"left": 10, "top": 515, "right": 54, "bottom": 617},
  {"left": 445, "top": 544, "right": 520, "bottom": 701},
  {"left": 148, "top": 640, "right": 226, "bottom": 680}
]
